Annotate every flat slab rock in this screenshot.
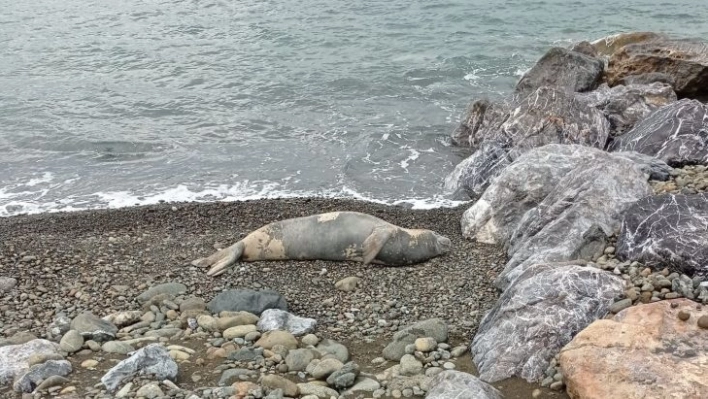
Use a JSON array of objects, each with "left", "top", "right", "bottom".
[
  {"left": 605, "top": 37, "right": 708, "bottom": 98},
  {"left": 609, "top": 99, "right": 708, "bottom": 167},
  {"left": 616, "top": 193, "right": 708, "bottom": 278},
  {"left": 257, "top": 309, "right": 316, "bottom": 336},
  {"left": 208, "top": 289, "right": 288, "bottom": 316},
  {"left": 101, "top": 343, "right": 178, "bottom": 392},
  {"left": 460, "top": 144, "right": 661, "bottom": 289},
  {"left": 426, "top": 370, "right": 502, "bottom": 399},
  {"left": 560, "top": 299, "right": 708, "bottom": 399},
  {"left": 471, "top": 264, "right": 624, "bottom": 383}
]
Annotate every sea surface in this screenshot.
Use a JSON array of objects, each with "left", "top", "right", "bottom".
[{"left": 1, "top": 0, "right": 707, "bottom": 216}]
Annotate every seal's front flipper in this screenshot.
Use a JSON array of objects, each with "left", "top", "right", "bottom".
[
  {"left": 361, "top": 226, "right": 395, "bottom": 265},
  {"left": 192, "top": 241, "right": 245, "bottom": 277}
]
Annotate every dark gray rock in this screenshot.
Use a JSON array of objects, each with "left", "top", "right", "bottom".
[
  {"left": 606, "top": 38, "right": 708, "bottom": 98},
  {"left": 609, "top": 99, "right": 708, "bottom": 167},
  {"left": 257, "top": 309, "right": 316, "bottom": 336},
  {"left": 471, "top": 264, "right": 625, "bottom": 383},
  {"left": 516, "top": 47, "right": 604, "bottom": 95},
  {"left": 12, "top": 360, "right": 72, "bottom": 393},
  {"left": 0, "top": 340, "right": 62, "bottom": 386},
  {"left": 443, "top": 142, "right": 512, "bottom": 199},
  {"left": 616, "top": 193, "right": 708, "bottom": 278},
  {"left": 70, "top": 312, "right": 118, "bottom": 342},
  {"left": 460, "top": 145, "right": 657, "bottom": 289},
  {"left": 617, "top": 72, "right": 676, "bottom": 87},
  {"left": 100, "top": 343, "right": 178, "bottom": 392},
  {"left": 576, "top": 83, "right": 677, "bottom": 137},
  {"left": 136, "top": 283, "right": 187, "bottom": 304},
  {"left": 382, "top": 318, "right": 448, "bottom": 361},
  {"left": 426, "top": 370, "right": 503, "bottom": 399},
  {"left": 570, "top": 41, "right": 598, "bottom": 58},
  {"left": 326, "top": 361, "right": 360, "bottom": 389},
  {"left": 208, "top": 289, "right": 287, "bottom": 316},
  {"left": 218, "top": 368, "right": 257, "bottom": 386},
  {"left": 228, "top": 347, "right": 259, "bottom": 362}
]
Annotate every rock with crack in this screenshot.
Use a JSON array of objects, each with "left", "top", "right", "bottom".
[
  {"left": 515, "top": 47, "right": 604, "bottom": 95},
  {"left": 460, "top": 144, "right": 661, "bottom": 289},
  {"left": 100, "top": 344, "right": 178, "bottom": 392},
  {"left": 560, "top": 299, "right": 708, "bottom": 399},
  {"left": 615, "top": 193, "right": 708, "bottom": 278},
  {"left": 575, "top": 82, "right": 677, "bottom": 137},
  {"left": 609, "top": 99, "right": 708, "bottom": 167},
  {"left": 426, "top": 370, "right": 503, "bottom": 399},
  {"left": 605, "top": 36, "right": 708, "bottom": 98},
  {"left": 0, "top": 339, "right": 63, "bottom": 387},
  {"left": 471, "top": 264, "right": 624, "bottom": 383},
  {"left": 257, "top": 309, "right": 316, "bottom": 336}
]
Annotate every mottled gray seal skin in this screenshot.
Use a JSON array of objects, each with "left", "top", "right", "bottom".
[{"left": 193, "top": 211, "right": 452, "bottom": 277}]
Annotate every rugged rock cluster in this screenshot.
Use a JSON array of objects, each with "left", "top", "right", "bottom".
[{"left": 448, "top": 31, "right": 708, "bottom": 398}]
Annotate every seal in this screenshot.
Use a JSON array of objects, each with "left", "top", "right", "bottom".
[{"left": 192, "top": 211, "right": 452, "bottom": 276}]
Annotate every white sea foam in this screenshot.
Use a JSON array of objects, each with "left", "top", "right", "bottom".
[{"left": 399, "top": 148, "right": 420, "bottom": 170}]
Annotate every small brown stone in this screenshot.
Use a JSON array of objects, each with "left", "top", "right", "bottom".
[
  {"left": 677, "top": 310, "right": 690, "bottom": 321},
  {"left": 698, "top": 315, "right": 708, "bottom": 329}
]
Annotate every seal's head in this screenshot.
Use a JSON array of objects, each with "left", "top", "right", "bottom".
[{"left": 434, "top": 233, "right": 452, "bottom": 255}]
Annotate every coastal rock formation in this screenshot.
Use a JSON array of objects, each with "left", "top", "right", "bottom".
[
  {"left": 515, "top": 47, "right": 604, "bottom": 95},
  {"left": 590, "top": 32, "right": 664, "bottom": 56},
  {"left": 446, "top": 87, "right": 611, "bottom": 197},
  {"left": 443, "top": 142, "right": 511, "bottom": 198},
  {"left": 460, "top": 144, "right": 660, "bottom": 289},
  {"left": 560, "top": 299, "right": 708, "bottom": 399},
  {"left": 576, "top": 83, "right": 677, "bottom": 137},
  {"left": 609, "top": 99, "right": 708, "bottom": 166},
  {"left": 471, "top": 264, "right": 624, "bottom": 383},
  {"left": 426, "top": 370, "right": 503, "bottom": 399},
  {"left": 616, "top": 193, "right": 708, "bottom": 278},
  {"left": 605, "top": 37, "right": 708, "bottom": 98}
]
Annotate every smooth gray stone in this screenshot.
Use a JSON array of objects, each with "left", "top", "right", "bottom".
[
  {"left": 326, "top": 361, "right": 360, "bottom": 389},
  {"left": 0, "top": 277, "right": 17, "bottom": 293},
  {"left": 516, "top": 47, "right": 604, "bottom": 95},
  {"left": 426, "top": 370, "right": 502, "bottom": 399},
  {"left": 471, "top": 264, "right": 624, "bottom": 383},
  {"left": 616, "top": 193, "right": 708, "bottom": 278},
  {"left": 136, "top": 283, "right": 187, "bottom": 304},
  {"left": 218, "top": 368, "right": 257, "bottom": 386},
  {"left": 100, "top": 343, "right": 178, "bottom": 392},
  {"left": 70, "top": 312, "right": 118, "bottom": 342},
  {"left": 382, "top": 319, "right": 447, "bottom": 361},
  {"left": 609, "top": 99, "right": 708, "bottom": 167},
  {"left": 208, "top": 289, "right": 287, "bottom": 316},
  {"left": 316, "top": 339, "right": 350, "bottom": 363}
]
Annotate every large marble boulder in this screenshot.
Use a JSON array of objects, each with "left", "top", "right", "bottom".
[
  {"left": 576, "top": 83, "right": 677, "bottom": 137},
  {"left": 443, "top": 142, "right": 511, "bottom": 199},
  {"left": 471, "top": 264, "right": 624, "bottom": 383},
  {"left": 460, "top": 145, "right": 662, "bottom": 289},
  {"left": 515, "top": 47, "right": 604, "bottom": 95},
  {"left": 560, "top": 299, "right": 708, "bottom": 399},
  {"left": 451, "top": 98, "right": 511, "bottom": 148},
  {"left": 616, "top": 193, "right": 708, "bottom": 278},
  {"left": 426, "top": 370, "right": 502, "bottom": 399},
  {"left": 609, "top": 99, "right": 708, "bottom": 166},
  {"left": 605, "top": 38, "right": 708, "bottom": 98}
]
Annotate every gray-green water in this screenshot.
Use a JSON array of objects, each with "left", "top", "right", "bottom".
[{"left": 1, "top": 0, "right": 707, "bottom": 216}]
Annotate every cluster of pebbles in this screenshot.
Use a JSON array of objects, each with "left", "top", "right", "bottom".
[{"left": 0, "top": 282, "right": 473, "bottom": 399}]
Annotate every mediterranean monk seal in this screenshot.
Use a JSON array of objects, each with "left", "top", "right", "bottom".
[{"left": 192, "top": 211, "right": 452, "bottom": 276}]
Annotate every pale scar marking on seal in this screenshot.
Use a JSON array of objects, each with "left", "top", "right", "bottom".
[
  {"left": 317, "top": 212, "right": 340, "bottom": 222},
  {"left": 344, "top": 244, "right": 359, "bottom": 259},
  {"left": 243, "top": 231, "right": 286, "bottom": 260}
]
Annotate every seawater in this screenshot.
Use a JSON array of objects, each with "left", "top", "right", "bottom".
[{"left": 1, "top": 0, "right": 707, "bottom": 216}]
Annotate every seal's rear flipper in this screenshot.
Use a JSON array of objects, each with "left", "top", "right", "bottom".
[
  {"left": 191, "top": 241, "right": 245, "bottom": 277},
  {"left": 361, "top": 226, "right": 395, "bottom": 265}
]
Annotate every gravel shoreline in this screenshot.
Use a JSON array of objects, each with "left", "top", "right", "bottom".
[{"left": 0, "top": 198, "right": 564, "bottom": 398}]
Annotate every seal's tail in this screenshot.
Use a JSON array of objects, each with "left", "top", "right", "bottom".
[{"left": 191, "top": 241, "right": 245, "bottom": 277}]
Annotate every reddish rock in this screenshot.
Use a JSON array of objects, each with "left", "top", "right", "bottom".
[{"left": 560, "top": 299, "right": 708, "bottom": 399}]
